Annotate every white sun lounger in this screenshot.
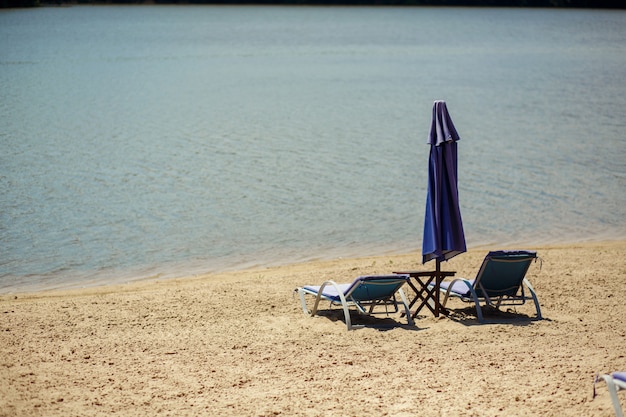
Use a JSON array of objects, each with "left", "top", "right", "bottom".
[{"left": 297, "top": 275, "right": 413, "bottom": 331}]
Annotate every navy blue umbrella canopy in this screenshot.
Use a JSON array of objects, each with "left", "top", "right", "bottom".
[{"left": 422, "top": 101, "right": 466, "bottom": 264}]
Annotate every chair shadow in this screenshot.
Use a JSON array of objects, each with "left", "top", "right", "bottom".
[
  {"left": 313, "top": 309, "right": 424, "bottom": 332},
  {"left": 437, "top": 305, "right": 549, "bottom": 327}
]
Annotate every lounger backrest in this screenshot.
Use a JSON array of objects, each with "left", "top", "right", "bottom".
[
  {"left": 347, "top": 276, "right": 408, "bottom": 302},
  {"left": 474, "top": 251, "right": 537, "bottom": 298}
]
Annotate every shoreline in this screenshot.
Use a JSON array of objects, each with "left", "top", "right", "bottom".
[
  {"left": 2, "top": 238, "right": 624, "bottom": 296},
  {"left": 0, "top": 239, "right": 626, "bottom": 297},
  {"left": 1, "top": 240, "right": 625, "bottom": 416}
]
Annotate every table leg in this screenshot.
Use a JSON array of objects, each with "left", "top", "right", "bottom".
[{"left": 407, "top": 275, "right": 438, "bottom": 318}]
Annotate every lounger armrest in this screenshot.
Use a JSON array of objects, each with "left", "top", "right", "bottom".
[
  {"left": 311, "top": 280, "right": 350, "bottom": 316},
  {"left": 522, "top": 278, "right": 536, "bottom": 293},
  {"left": 297, "top": 280, "right": 344, "bottom": 315},
  {"left": 441, "top": 278, "right": 473, "bottom": 296},
  {"left": 440, "top": 278, "right": 474, "bottom": 308}
]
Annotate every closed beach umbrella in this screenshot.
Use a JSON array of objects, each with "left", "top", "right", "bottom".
[{"left": 422, "top": 100, "right": 466, "bottom": 265}]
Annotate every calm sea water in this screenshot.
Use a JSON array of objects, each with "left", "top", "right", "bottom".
[{"left": 1, "top": 6, "right": 625, "bottom": 292}]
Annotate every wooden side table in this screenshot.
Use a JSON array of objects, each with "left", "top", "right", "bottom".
[{"left": 393, "top": 270, "right": 455, "bottom": 318}]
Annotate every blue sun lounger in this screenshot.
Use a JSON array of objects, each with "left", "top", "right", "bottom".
[
  {"left": 595, "top": 372, "right": 626, "bottom": 417},
  {"left": 297, "top": 275, "right": 413, "bottom": 330},
  {"left": 438, "top": 250, "right": 542, "bottom": 323}
]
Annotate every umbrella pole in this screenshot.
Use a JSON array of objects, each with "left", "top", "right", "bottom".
[
  {"left": 435, "top": 259, "right": 446, "bottom": 317},
  {"left": 434, "top": 259, "right": 452, "bottom": 317},
  {"left": 435, "top": 259, "right": 441, "bottom": 317}
]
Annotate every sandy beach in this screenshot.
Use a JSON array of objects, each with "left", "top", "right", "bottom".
[{"left": 1, "top": 240, "right": 625, "bottom": 416}]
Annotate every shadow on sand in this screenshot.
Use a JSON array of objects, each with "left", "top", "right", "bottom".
[
  {"left": 433, "top": 305, "right": 549, "bottom": 327},
  {"left": 312, "top": 308, "right": 424, "bottom": 332}
]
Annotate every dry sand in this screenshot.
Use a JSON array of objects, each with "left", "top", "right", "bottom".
[{"left": 1, "top": 241, "right": 625, "bottom": 417}]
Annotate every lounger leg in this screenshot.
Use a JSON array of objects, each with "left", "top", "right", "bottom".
[
  {"left": 442, "top": 287, "right": 452, "bottom": 308},
  {"left": 468, "top": 287, "right": 484, "bottom": 323},
  {"left": 442, "top": 279, "right": 484, "bottom": 323},
  {"left": 311, "top": 281, "right": 354, "bottom": 331},
  {"left": 523, "top": 278, "right": 543, "bottom": 320},
  {"left": 298, "top": 289, "right": 311, "bottom": 315},
  {"left": 398, "top": 289, "right": 414, "bottom": 326},
  {"left": 601, "top": 374, "right": 625, "bottom": 417}
]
